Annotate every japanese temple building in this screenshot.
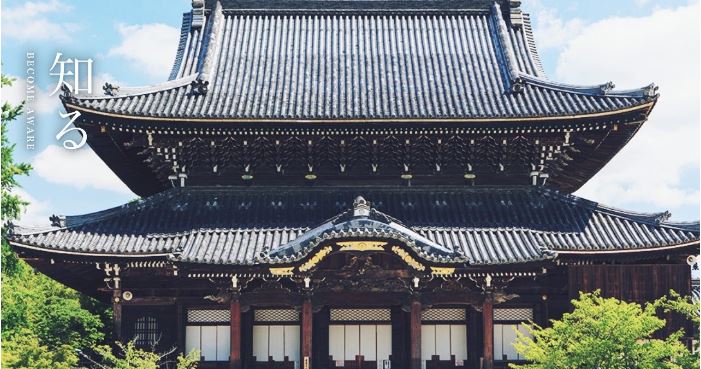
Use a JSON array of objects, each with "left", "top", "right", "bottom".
[{"left": 8, "top": 1, "right": 700, "bottom": 369}]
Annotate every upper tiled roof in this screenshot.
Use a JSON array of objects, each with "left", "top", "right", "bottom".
[
  {"left": 9, "top": 187, "right": 698, "bottom": 266},
  {"left": 62, "top": 1, "right": 657, "bottom": 121}
]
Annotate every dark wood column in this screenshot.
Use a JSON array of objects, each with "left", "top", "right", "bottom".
[
  {"left": 482, "top": 296, "right": 494, "bottom": 369},
  {"left": 113, "top": 290, "right": 123, "bottom": 341},
  {"left": 313, "top": 307, "right": 330, "bottom": 369},
  {"left": 242, "top": 311, "right": 254, "bottom": 369},
  {"left": 467, "top": 307, "right": 483, "bottom": 369},
  {"left": 176, "top": 301, "right": 185, "bottom": 353},
  {"left": 391, "top": 306, "right": 408, "bottom": 369},
  {"left": 301, "top": 299, "right": 313, "bottom": 369},
  {"left": 409, "top": 299, "right": 421, "bottom": 369},
  {"left": 230, "top": 297, "right": 242, "bottom": 369}
]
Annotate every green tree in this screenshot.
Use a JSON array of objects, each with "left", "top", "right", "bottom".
[
  {"left": 1, "top": 329, "right": 78, "bottom": 369},
  {"left": 1, "top": 74, "right": 31, "bottom": 276},
  {"left": 82, "top": 342, "right": 199, "bottom": 369},
  {"left": 511, "top": 291, "right": 697, "bottom": 369},
  {"left": 1, "top": 74, "right": 105, "bottom": 368}
]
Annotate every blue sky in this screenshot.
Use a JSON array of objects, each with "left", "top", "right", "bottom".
[{"left": 1, "top": 0, "right": 699, "bottom": 225}]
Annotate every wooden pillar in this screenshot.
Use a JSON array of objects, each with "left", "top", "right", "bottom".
[
  {"left": 467, "top": 307, "right": 483, "bottom": 369},
  {"left": 242, "top": 311, "right": 254, "bottom": 369},
  {"left": 313, "top": 307, "right": 330, "bottom": 369},
  {"left": 482, "top": 297, "right": 494, "bottom": 369},
  {"left": 113, "top": 290, "right": 123, "bottom": 341},
  {"left": 230, "top": 297, "right": 242, "bottom": 369},
  {"left": 391, "top": 306, "right": 408, "bottom": 369},
  {"left": 301, "top": 299, "right": 313, "bottom": 369},
  {"left": 176, "top": 301, "right": 185, "bottom": 353},
  {"left": 409, "top": 299, "right": 422, "bottom": 369},
  {"left": 541, "top": 296, "right": 550, "bottom": 327}
]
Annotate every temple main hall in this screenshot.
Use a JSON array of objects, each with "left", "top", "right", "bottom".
[{"left": 8, "top": 1, "right": 699, "bottom": 369}]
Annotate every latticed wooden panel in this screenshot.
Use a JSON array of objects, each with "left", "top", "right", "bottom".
[
  {"left": 493, "top": 308, "right": 533, "bottom": 321},
  {"left": 133, "top": 316, "right": 159, "bottom": 348},
  {"left": 421, "top": 308, "right": 466, "bottom": 322},
  {"left": 254, "top": 309, "right": 300, "bottom": 323},
  {"left": 187, "top": 309, "right": 230, "bottom": 324},
  {"left": 330, "top": 309, "right": 391, "bottom": 322}
]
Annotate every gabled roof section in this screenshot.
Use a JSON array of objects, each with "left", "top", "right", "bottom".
[
  {"left": 61, "top": 0, "right": 657, "bottom": 121},
  {"left": 264, "top": 196, "right": 463, "bottom": 264},
  {"left": 8, "top": 187, "right": 698, "bottom": 266}
]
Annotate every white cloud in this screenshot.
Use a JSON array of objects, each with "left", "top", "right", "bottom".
[
  {"left": 107, "top": 23, "right": 180, "bottom": 80},
  {"left": 0, "top": 73, "right": 124, "bottom": 117},
  {"left": 1, "top": 0, "right": 79, "bottom": 43},
  {"left": 11, "top": 188, "right": 52, "bottom": 227},
  {"left": 1, "top": 75, "right": 61, "bottom": 115},
  {"left": 532, "top": 9, "right": 586, "bottom": 50},
  {"left": 554, "top": 3, "right": 700, "bottom": 212},
  {"left": 32, "top": 145, "right": 134, "bottom": 195}
]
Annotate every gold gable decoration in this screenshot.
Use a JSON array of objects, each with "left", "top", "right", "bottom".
[
  {"left": 391, "top": 246, "right": 426, "bottom": 271},
  {"left": 299, "top": 246, "right": 333, "bottom": 272},
  {"left": 337, "top": 241, "right": 387, "bottom": 252},
  {"left": 269, "top": 267, "right": 294, "bottom": 276},
  {"left": 430, "top": 267, "right": 455, "bottom": 276}
]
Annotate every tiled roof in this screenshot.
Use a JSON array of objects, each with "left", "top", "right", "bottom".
[
  {"left": 9, "top": 187, "right": 698, "bottom": 266},
  {"left": 62, "top": 2, "right": 656, "bottom": 121}
]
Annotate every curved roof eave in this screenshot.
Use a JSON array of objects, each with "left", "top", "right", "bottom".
[
  {"left": 57, "top": 0, "right": 658, "bottom": 123},
  {"left": 61, "top": 99, "right": 656, "bottom": 124}
]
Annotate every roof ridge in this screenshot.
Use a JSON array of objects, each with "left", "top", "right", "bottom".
[
  {"left": 539, "top": 187, "right": 699, "bottom": 232},
  {"left": 58, "top": 188, "right": 182, "bottom": 229},
  {"left": 489, "top": 3, "right": 657, "bottom": 100},
  {"left": 169, "top": 12, "right": 194, "bottom": 80},
  {"left": 192, "top": 0, "right": 225, "bottom": 91},
  {"left": 520, "top": 12, "right": 546, "bottom": 78},
  {"left": 520, "top": 74, "right": 659, "bottom": 99},
  {"left": 64, "top": 75, "right": 196, "bottom": 101},
  {"left": 490, "top": 1, "right": 521, "bottom": 93},
  {"left": 207, "top": 0, "right": 505, "bottom": 11}
]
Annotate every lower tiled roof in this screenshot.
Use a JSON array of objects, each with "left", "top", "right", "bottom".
[{"left": 9, "top": 187, "right": 699, "bottom": 266}]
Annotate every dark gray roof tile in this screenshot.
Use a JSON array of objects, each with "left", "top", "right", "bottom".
[
  {"left": 63, "top": 4, "right": 655, "bottom": 120},
  {"left": 9, "top": 187, "right": 698, "bottom": 266}
]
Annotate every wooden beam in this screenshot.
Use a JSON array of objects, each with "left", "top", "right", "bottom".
[
  {"left": 301, "top": 299, "right": 313, "bottom": 369},
  {"left": 482, "top": 296, "right": 494, "bottom": 369},
  {"left": 122, "top": 297, "right": 177, "bottom": 305},
  {"left": 230, "top": 297, "right": 241, "bottom": 369},
  {"left": 409, "top": 299, "right": 421, "bottom": 369}
]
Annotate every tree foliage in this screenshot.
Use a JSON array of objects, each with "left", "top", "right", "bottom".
[
  {"left": 511, "top": 291, "right": 698, "bottom": 369},
  {"left": 1, "top": 74, "right": 190, "bottom": 369},
  {"left": 1, "top": 75, "right": 30, "bottom": 275},
  {"left": 652, "top": 290, "right": 700, "bottom": 328},
  {"left": 1, "top": 329, "right": 78, "bottom": 369},
  {"left": 1, "top": 74, "right": 105, "bottom": 368},
  {"left": 82, "top": 342, "right": 199, "bottom": 369}
]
